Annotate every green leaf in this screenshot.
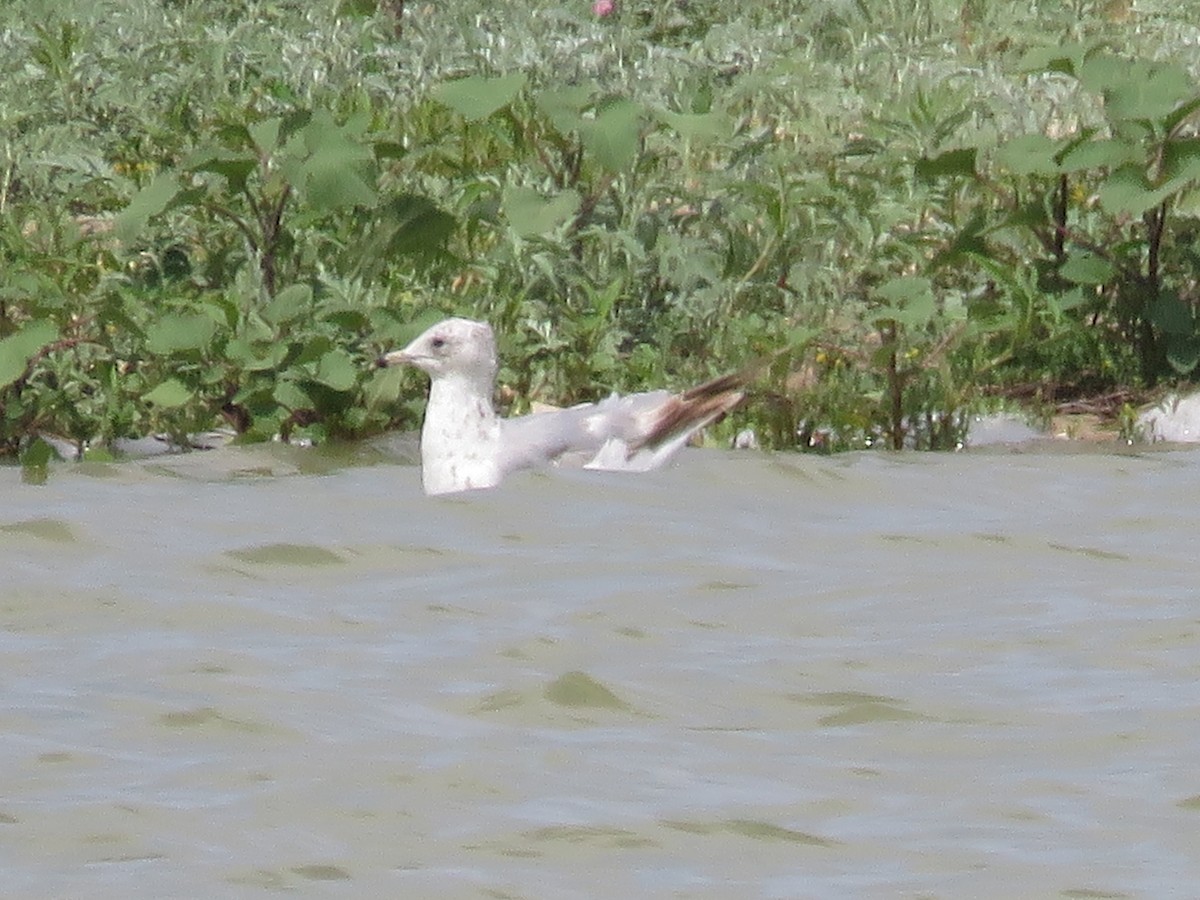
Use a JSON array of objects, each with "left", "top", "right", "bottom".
[
  {"left": 273, "top": 379, "right": 313, "bottom": 411},
  {"left": 1082, "top": 57, "right": 1196, "bottom": 123},
  {"left": 1057, "top": 138, "right": 1141, "bottom": 173},
  {"left": 263, "top": 284, "right": 313, "bottom": 327},
  {"left": 933, "top": 213, "right": 989, "bottom": 266},
  {"left": 1164, "top": 95, "right": 1200, "bottom": 136},
  {"left": 214, "top": 122, "right": 255, "bottom": 150},
  {"left": 1097, "top": 164, "right": 1165, "bottom": 216},
  {"left": 373, "top": 140, "right": 408, "bottom": 162},
  {"left": 309, "top": 349, "right": 358, "bottom": 392},
  {"left": 145, "top": 313, "right": 217, "bottom": 355},
  {"left": 995, "top": 199, "right": 1050, "bottom": 233},
  {"left": 1149, "top": 293, "right": 1192, "bottom": 335},
  {"left": 305, "top": 161, "right": 377, "bottom": 209},
  {"left": 1166, "top": 333, "right": 1200, "bottom": 375},
  {"left": 296, "top": 112, "right": 377, "bottom": 210},
  {"left": 535, "top": 84, "right": 595, "bottom": 135},
  {"left": 1016, "top": 42, "right": 1091, "bottom": 77},
  {"left": 875, "top": 276, "right": 933, "bottom": 304},
  {"left": 993, "top": 134, "right": 1060, "bottom": 176},
  {"left": 580, "top": 99, "right": 642, "bottom": 172},
  {"left": 143, "top": 378, "right": 193, "bottom": 408},
  {"left": 432, "top": 73, "right": 527, "bottom": 121},
  {"left": 872, "top": 277, "right": 936, "bottom": 327},
  {"left": 363, "top": 366, "right": 405, "bottom": 409},
  {"left": 20, "top": 436, "right": 55, "bottom": 468},
  {"left": 115, "top": 173, "right": 180, "bottom": 241},
  {"left": 1160, "top": 138, "right": 1200, "bottom": 192},
  {"left": 293, "top": 334, "right": 334, "bottom": 367},
  {"left": 1059, "top": 252, "right": 1115, "bottom": 285},
  {"left": 226, "top": 337, "right": 288, "bottom": 371},
  {"left": 915, "top": 147, "right": 977, "bottom": 182},
  {"left": 0, "top": 320, "right": 58, "bottom": 388},
  {"left": 186, "top": 147, "right": 256, "bottom": 193},
  {"left": 502, "top": 186, "right": 580, "bottom": 236},
  {"left": 380, "top": 194, "right": 456, "bottom": 256},
  {"left": 782, "top": 326, "right": 820, "bottom": 351},
  {"left": 1076, "top": 51, "right": 1127, "bottom": 94},
  {"left": 238, "top": 308, "right": 274, "bottom": 343},
  {"left": 1047, "top": 287, "right": 1088, "bottom": 315},
  {"left": 248, "top": 117, "right": 283, "bottom": 153},
  {"left": 897, "top": 292, "right": 938, "bottom": 328},
  {"left": 655, "top": 108, "right": 729, "bottom": 145},
  {"left": 338, "top": 0, "right": 378, "bottom": 18},
  {"left": 1174, "top": 186, "right": 1200, "bottom": 217}
]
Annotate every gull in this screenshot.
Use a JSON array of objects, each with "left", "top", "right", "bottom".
[{"left": 377, "top": 317, "right": 746, "bottom": 495}]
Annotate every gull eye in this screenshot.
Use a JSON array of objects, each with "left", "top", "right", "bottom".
[{"left": 430, "top": 336, "right": 447, "bottom": 350}]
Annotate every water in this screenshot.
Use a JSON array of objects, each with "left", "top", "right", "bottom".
[{"left": 2, "top": 445, "right": 1198, "bottom": 898}]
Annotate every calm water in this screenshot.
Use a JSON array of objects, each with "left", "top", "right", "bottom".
[{"left": 2, "top": 443, "right": 1198, "bottom": 899}]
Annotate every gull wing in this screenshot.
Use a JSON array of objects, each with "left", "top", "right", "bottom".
[
  {"left": 497, "top": 391, "right": 669, "bottom": 474},
  {"left": 497, "top": 373, "right": 745, "bottom": 476}
]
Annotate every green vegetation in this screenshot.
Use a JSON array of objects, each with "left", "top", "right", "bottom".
[{"left": 3, "top": 0, "right": 1200, "bottom": 462}]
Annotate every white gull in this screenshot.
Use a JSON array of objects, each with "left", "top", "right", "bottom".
[{"left": 378, "top": 317, "right": 746, "bottom": 495}]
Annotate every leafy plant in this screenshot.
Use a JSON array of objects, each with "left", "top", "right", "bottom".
[{"left": 4, "top": 0, "right": 1200, "bottom": 461}]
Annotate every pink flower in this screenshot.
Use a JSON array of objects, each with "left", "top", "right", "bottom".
[{"left": 592, "top": 0, "right": 615, "bottom": 17}]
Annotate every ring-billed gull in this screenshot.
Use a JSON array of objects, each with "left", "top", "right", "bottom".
[{"left": 378, "top": 317, "right": 746, "bottom": 495}]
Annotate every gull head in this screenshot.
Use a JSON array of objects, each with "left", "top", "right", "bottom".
[{"left": 378, "top": 317, "right": 498, "bottom": 383}]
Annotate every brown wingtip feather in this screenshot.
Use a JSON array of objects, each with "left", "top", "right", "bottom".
[{"left": 631, "top": 370, "right": 749, "bottom": 453}]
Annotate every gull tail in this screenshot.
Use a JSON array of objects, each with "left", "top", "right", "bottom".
[
  {"left": 632, "top": 371, "right": 747, "bottom": 454},
  {"left": 583, "top": 370, "right": 748, "bottom": 473}
]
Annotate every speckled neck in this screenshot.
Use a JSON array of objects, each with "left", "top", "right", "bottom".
[{"left": 419, "top": 374, "right": 503, "bottom": 494}]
